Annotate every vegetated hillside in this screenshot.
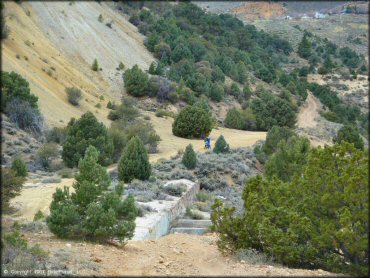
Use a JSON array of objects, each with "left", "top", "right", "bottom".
[
  {"left": 1, "top": 1, "right": 154, "bottom": 127},
  {"left": 253, "top": 14, "right": 369, "bottom": 58}
]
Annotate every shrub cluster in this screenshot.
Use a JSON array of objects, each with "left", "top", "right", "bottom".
[
  {"left": 334, "top": 124, "right": 364, "bottom": 150},
  {"left": 250, "top": 91, "right": 296, "bottom": 130},
  {"left": 212, "top": 142, "right": 368, "bottom": 276},
  {"left": 1, "top": 72, "right": 44, "bottom": 134}
]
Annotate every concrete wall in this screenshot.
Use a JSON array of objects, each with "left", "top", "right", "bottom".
[{"left": 132, "top": 179, "right": 199, "bottom": 240}]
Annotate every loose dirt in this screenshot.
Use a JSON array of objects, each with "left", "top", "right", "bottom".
[
  {"left": 21, "top": 228, "right": 336, "bottom": 277},
  {"left": 297, "top": 92, "right": 319, "bottom": 128}
]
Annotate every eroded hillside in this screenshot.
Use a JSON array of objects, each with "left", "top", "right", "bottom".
[{"left": 2, "top": 1, "right": 154, "bottom": 127}]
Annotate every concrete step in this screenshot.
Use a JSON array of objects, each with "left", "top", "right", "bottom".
[
  {"left": 170, "top": 227, "right": 209, "bottom": 235},
  {"left": 172, "top": 219, "right": 212, "bottom": 228}
]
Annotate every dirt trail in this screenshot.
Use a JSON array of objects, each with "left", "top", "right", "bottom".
[
  {"left": 297, "top": 92, "right": 319, "bottom": 128},
  {"left": 22, "top": 230, "right": 336, "bottom": 277},
  {"left": 11, "top": 179, "right": 75, "bottom": 222}
]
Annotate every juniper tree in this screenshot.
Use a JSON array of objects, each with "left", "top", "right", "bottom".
[
  {"left": 213, "top": 135, "right": 230, "bottom": 154},
  {"left": 118, "top": 136, "right": 151, "bottom": 182},
  {"left": 182, "top": 144, "right": 197, "bottom": 169},
  {"left": 47, "top": 146, "right": 137, "bottom": 244}
]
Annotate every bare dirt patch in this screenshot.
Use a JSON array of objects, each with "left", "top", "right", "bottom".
[
  {"left": 297, "top": 92, "right": 319, "bottom": 128},
  {"left": 19, "top": 227, "right": 336, "bottom": 277}
]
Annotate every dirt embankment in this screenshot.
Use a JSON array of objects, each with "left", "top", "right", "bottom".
[{"left": 231, "top": 2, "right": 287, "bottom": 21}]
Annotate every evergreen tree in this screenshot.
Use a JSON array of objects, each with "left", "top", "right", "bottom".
[
  {"left": 118, "top": 136, "right": 151, "bottom": 182},
  {"left": 209, "top": 82, "right": 224, "bottom": 102},
  {"left": 297, "top": 33, "right": 312, "bottom": 59},
  {"left": 172, "top": 105, "right": 213, "bottom": 138},
  {"left": 1, "top": 168, "right": 25, "bottom": 211},
  {"left": 213, "top": 135, "right": 230, "bottom": 154},
  {"left": 1, "top": 71, "right": 38, "bottom": 112},
  {"left": 334, "top": 124, "right": 364, "bottom": 150},
  {"left": 11, "top": 157, "right": 28, "bottom": 177},
  {"left": 47, "top": 146, "right": 137, "bottom": 244},
  {"left": 124, "top": 65, "right": 149, "bottom": 97},
  {"left": 182, "top": 144, "right": 197, "bottom": 169},
  {"left": 224, "top": 108, "right": 244, "bottom": 130},
  {"left": 265, "top": 136, "right": 310, "bottom": 182},
  {"left": 62, "top": 112, "right": 114, "bottom": 167},
  {"left": 92, "top": 59, "right": 99, "bottom": 71}
]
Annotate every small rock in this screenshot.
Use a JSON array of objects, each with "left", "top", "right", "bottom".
[
  {"left": 66, "top": 243, "right": 71, "bottom": 248},
  {"left": 93, "top": 257, "right": 102, "bottom": 263},
  {"left": 159, "top": 259, "right": 164, "bottom": 264},
  {"left": 240, "top": 260, "right": 245, "bottom": 264}
]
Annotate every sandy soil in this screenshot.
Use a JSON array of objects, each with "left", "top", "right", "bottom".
[
  {"left": 297, "top": 92, "right": 319, "bottom": 128},
  {"left": 21, "top": 229, "right": 336, "bottom": 277},
  {"left": 10, "top": 179, "right": 75, "bottom": 222}
]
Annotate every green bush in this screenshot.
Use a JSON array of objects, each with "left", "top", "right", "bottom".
[
  {"left": 47, "top": 146, "right": 137, "bottom": 244},
  {"left": 155, "top": 109, "right": 173, "bottom": 118},
  {"left": 62, "top": 112, "right": 113, "bottom": 167},
  {"left": 1, "top": 71, "right": 38, "bottom": 112},
  {"left": 57, "top": 167, "right": 75, "bottom": 178},
  {"left": 1, "top": 169, "right": 25, "bottom": 211},
  {"left": 297, "top": 33, "right": 312, "bottom": 59},
  {"left": 92, "top": 59, "right": 99, "bottom": 71},
  {"left": 124, "top": 64, "right": 149, "bottom": 97},
  {"left": 224, "top": 108, "right": 244, "bottom": 130},
  {"left": 46, "top": 126, "right": 68, "bottom": 144},
  {"left": 66, "top": 87, "right": 82, "bottom": 106},
  {"left": 209, "top": 82, "right": 224, "bottom": 102},
  {"left": 164, "top": 183, "right": 187, "bottom": 196},
  {"left": 265, "top": 136, "right": 310, "bottom": 182},
  {"left": 118, "top": 136, "right": 151, "bottom": 182},
  {"left": 182, "top": 144, "right": 197, "bottom": 169},
  {"left": 172, "top": 105, "right": 213, "bottom": 138},
  {"left": 118, "top": 62, "right": 125, "bottom": 70},
  {"left": 11, "top": 157, "right": 28, "bottom": 177},
  {"left": 33, "top": 210, "right": 45, "bottom": 221},
  {"left": 211, "top": 142, "right": 368, "bottom": 276},
  {"left": 334, "top": 125, "right": 364, "bottom": 150},
  {"left": 262, "top": 126, "right": 296, "bottom": 155},
  {"left": 186, "top": 208, "right": 204, "bottom": 220},
  {"left": 196, "top": 190, "right": 213, "bottom": 202},
  {"left": 37, "top": 143, "right": 59, "bottom": 169},
  {"left": 213, "top": 135, "right": 230, "bottom": 154},
  {"left": 250, "top": 91, "right": 296, "bottom": 130}
]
